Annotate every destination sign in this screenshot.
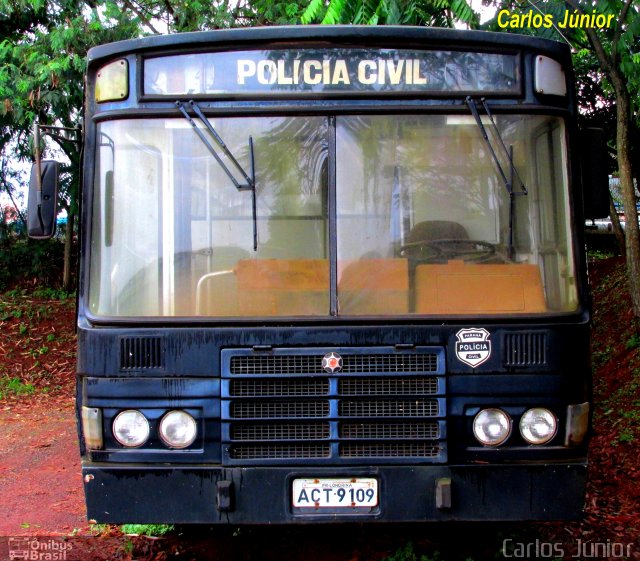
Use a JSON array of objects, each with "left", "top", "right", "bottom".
[{"left": 143, "top": 49, "right": 518, "bottom": 96}]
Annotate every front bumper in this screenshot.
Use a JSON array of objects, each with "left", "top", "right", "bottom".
[{"left": 82, "top": 462, "right": 586, "bottom": 523}]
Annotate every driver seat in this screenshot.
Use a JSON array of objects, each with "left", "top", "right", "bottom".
[{"left": 402, "top": 220, "right": 469, "bottom": 259}]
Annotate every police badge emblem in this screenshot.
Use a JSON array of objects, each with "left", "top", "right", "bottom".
[{"left": 455, "top": 328, "right": 492, "bottom": 368}]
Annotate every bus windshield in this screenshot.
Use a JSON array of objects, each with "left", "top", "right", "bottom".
[{"left": 89, "top": 113, "right": 577, "bottom": 317}]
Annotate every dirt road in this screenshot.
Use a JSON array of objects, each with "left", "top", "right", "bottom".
[{"left": 0, "top": 397, "right": 88, "bottom": 536}]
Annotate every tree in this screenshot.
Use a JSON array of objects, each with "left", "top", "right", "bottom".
[
  {"left": 485, "top": 0, "right": 640, "bottom": 316},
  {"left": 567, "top": 0, "right": 640, "bottom": 316},
  {"left": 0, "top": 0, "right": 143, "bottom": 289}
]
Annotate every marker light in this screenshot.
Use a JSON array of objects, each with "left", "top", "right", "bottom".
[
  {"left": 520, "top": 408, "right": 557, "bottom": 445},
  {"left": 473, "top": 408, "right": 512, "bottom": 447},
  {"left": 159, "top": 410, "right": 197, "bottom": 449},
  {"left": 113, "top": 410, "right": 149, "bottom": 447},
  {"left": 81, "top": 406, "right": 103, "bottom": 450},
  {"left": 534, "top": 55, "right": 567, "bottom": 97},
  {"left": 95, "top": 59, "right": 129, "bottom": 102}
]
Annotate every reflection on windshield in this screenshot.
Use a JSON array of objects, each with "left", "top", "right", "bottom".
[{"left": 89, "top": 114, "right": 576, "bottom": 318}]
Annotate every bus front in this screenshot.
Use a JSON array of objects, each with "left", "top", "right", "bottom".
[{"left": 78, "top": 27, "right": 592, "bottom": 523}]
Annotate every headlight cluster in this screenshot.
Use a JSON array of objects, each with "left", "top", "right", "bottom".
[
  {"left": 113, "top": 409, "right": 197, "bottom": 449},
  {"left": 473, "top": 407, "right": 557, "bottom": 447}
]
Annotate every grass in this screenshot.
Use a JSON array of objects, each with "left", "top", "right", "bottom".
[
  {"left": 120, "top": 524, "right": 175, "bottom": 537},
  {"left": 0, "top": 376, "right": 36, "bottom": 399}
]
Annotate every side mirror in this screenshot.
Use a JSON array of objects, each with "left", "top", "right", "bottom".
[
  {"left": 581, "top": 128, "right": 609, "bottom": 219},
  {"left": 27, "top": 160, "right": 59, "bottom": 239}
]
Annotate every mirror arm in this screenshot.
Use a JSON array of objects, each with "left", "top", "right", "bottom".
[{"left": 33, "top": 121, "right": 45, "bottom": 233}]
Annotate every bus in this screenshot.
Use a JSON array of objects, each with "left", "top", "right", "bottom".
[{"left": 30, "top": 26, "right": 609, "bottom": 523}]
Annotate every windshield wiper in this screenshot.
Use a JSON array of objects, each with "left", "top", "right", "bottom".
[
  {"left": 176, "top": 100, "right": 258, "bottom": 251},
  {"left": 465, "top": 96, "right": 527, "bottom": 197},
  {"left": 465, "top": 96, "right": 527, "bottom": 259}
]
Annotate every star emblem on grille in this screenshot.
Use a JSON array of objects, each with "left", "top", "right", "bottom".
[{"left": 322, "top": 352, "right": 343, "bottom": 373}]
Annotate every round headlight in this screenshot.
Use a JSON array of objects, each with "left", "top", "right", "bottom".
[
  {"left": 473, "top": 408, "right": 512, "bottom": 447},
  {"left": 159, "top": 410, "right": 197, "bottom": 449},
  {"left": 520, "top": 408, "right": 557, "bottom": 445},
  {"left": 113, "top": 410, "right": 149, "bottom": 447}
]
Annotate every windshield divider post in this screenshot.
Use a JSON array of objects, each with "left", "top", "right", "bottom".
[
  {"left": 249, "top": 136, "right": 257, "bottom": 251},
  {"left": 509, "top": 145, "right": 515, "bottom": 260}
]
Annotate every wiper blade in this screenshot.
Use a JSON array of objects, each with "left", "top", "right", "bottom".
[
  {"left": 177, "top": 100, "right": 258, "bottom": 250},
  {"left": 464, "top": 96, "right": 527, "bottom": 196},
  {"left": 480, "top": 98, "right": 528, "bottom": 196}
]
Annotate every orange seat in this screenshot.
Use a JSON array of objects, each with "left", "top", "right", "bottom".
[
  {"left": 338, "top": 259, "right": 409, "bottom": 314},
  {"left": 415, "top": 260, "right": 547, "bottom": 314},
  {"left": 236, "top": 259, "right": 329, "bottom": 316}
]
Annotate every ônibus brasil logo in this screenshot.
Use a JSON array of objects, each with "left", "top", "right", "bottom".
[{"left": 455, "top": 328, "right": 492, "bottom": 368}]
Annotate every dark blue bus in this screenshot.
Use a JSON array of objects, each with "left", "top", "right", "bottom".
[{"left": 32, "top": 26, "right": 608, "bottom": 524}]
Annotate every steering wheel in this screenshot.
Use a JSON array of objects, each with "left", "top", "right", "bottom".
[{"left": 400, "top": 239, "right": 498, "bottom": 263}]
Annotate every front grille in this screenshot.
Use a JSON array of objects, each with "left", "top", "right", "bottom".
[
  {"left": 504, "top": 332, "right": 548, "bottom": 367},
  {"left": 222, "top": 347, "right": 446, "bottom": 465}
]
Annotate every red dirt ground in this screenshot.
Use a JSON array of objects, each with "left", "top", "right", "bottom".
[{"left": 0, "top": 259, "right": 639, "bottom": 560}]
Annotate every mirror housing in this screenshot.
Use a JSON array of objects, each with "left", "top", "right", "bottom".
[
  {"left": 27, "top": 160, "right": 59, "bottom": 239},
  {"left": 581, "top": 128, "right": 610, "bottom": 220}
]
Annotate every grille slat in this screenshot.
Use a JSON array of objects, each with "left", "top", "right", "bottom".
[
  {"left": 339, "top": 399, "right": 439, "bottom": 418},
  {"left": 230, "top": 444, "right": 330, "bottom": 459},
  {"left": 339, "top": 377, "right": 438, "bottom": 396},
  {"left": 120, "top": 337, "right": 164, "bottom": 370},
  {"left": 230, "top": 353, "right": 438, "bottom": 375},
  {"left": 231, "top": 400, "right": 329, "bottom": 419},
  {"left": 504, "top": 332, "right": 547, "bottom": 367},
  {"left": 340, "top": 443, "right": 441, "bottom": 458},
  {"left": 340, "top": 422, "right": 439, "bottom": 440},
  {"left": 230, "top": 379, "right": 329, "bottom": 397},
  {"left": 232, "top": 423, "right": 330, "bottom": 441}
]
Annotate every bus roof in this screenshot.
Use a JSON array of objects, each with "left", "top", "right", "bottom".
[{"left": 87, "top": 25, "right": 570, "bottom": 68}]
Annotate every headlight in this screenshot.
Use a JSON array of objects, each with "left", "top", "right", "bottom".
[
  {"left": 113, "top": 410, "right": 149, "bottom": 447},
  {"left": 473, "top": 408, "right": 511, "bottom": 447},
  {"left": 159, "top": 410, "right": 197, "bottom": 449},
  {"left": 520, "top": 408, "right": 557, "bottom": 445}
]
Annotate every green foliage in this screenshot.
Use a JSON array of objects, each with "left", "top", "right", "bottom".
[
  {"left": 0, "top": 376, "right": 36, "bottom": 399},
  {"left": 120, "top": 524, "right": 175, "bottom": 537},
  {"left": 626, "top": 333, "right": 640, "bottom": 350},
  {"left": 383, "top": 542, "right": 441, "bottom": 561},
  {"left": 0, "top": 233, "right": 64, "bottom": 291},
  {"left": 301, "top": 0, "right": 479, "bottom": 26}
]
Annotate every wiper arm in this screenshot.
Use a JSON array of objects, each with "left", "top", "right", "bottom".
[
  {"left": 464, "top": 97, "right": 527, "bottom": 196},
  {"left": 176, "top": 100, "right": 258, "bottom": 250},
  {"left": 465, "top": 97, "right": 527, "bottom": 260},
  {"left": 480, "top": 98, "right": 528, "bottom": 196}
]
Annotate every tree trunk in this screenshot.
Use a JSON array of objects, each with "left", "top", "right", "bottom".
[
  {"left": 609, "top": 192, "right": 625, "bottom": 256},
  {"left": 613, "top": 80, "right": 640, "bottom": 316},
  {"left": 62, "top": 212, "right": 74, "bottom": 291}
]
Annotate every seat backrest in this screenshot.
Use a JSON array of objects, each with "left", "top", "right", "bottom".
[{"left": 406, "top": 220, "right": 469, "bottom": 244}]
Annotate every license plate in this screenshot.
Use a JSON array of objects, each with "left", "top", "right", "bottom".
[{"left": 292, "top": 478, "right": 378, "bottom": 509}]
